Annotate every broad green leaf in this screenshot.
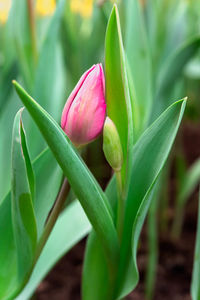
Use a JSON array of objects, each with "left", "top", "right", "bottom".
[
  {"left": 82, "top": 178, "right": 117, "bottom": 300},
  {"left": 125, "top": 0, "right": 152, "bottom": 132},
  {"left": 116, "top": 99, "right": 186, "bottom": 298},
  {"left": 82, "top": 231, "right": 109, "bottom": 300},
  {"left": 11, "top": 109, "right": 37, "bottom": 282},
  {"left": 152, "top": 36, "right": 200, "bottom": 120},
  {"left": 16, "top": 200, "right": 91, "bottom": 300},
  {"left": 0, "top": 147, "right": 62, "bottom": 300},
  {"left": 0, "top": 193, "right": 17, "bottom": 300},
  {"left": 82, "top": 99, "right": 186, "bottom": 299},
  {"left": 13, "top": 81, "right": 120, "bottom": 277},
  {"left": 191, "top": 189, "right": 200, "bottom": 300},
  {"left": 105, "top": 5, "right": 134, "bottom": 191}
]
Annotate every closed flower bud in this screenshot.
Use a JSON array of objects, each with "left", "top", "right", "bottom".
[
  {"left": 61, "top": 64, "right": 106, "bottom": 147},
  {"left": 103, "top": 117, "right": 123, "bottom": 172}
]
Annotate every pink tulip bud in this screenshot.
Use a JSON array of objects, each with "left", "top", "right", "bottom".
[{"left": 61, "top": 64, "right": 106, "bottom": 146}]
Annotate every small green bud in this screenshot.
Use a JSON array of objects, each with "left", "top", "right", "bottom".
[{"left": 103, "top": 117, "right": 123, "bottom": 172}]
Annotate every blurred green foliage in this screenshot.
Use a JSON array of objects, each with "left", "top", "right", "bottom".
[{"left": 0, "top": 0, "right": 200, "bottom": 299}]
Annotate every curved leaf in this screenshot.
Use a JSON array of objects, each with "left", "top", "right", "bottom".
[
  {"left": 116, "top": 99, "right": 186, "bottom": 298},
  {"left": 11, "top": 109, "right": 37, "bottom": 282},
  {"left": 83, "top": 99, "right": 186, "bottom": 300},
  {"left": 0, "top": 147, "right": 61, "bottom": 300},
  {"left": 13, "top": 80, "right": 120, "bottom": 277},
  {"left": 105, "top": 4, "right": 134, "bottom": 191},
  {"left": 16, "top": 201, "right": 91, "bottom": 300},
  {"left": 82, "top": 178, "right": 117, "bottom": 300},
  {"left": 0, "top": 193, "right": 17, "bottom": 300}
]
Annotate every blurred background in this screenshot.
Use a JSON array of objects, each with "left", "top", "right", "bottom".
[{"left": 0, "top": 0, "right": 200, "bottom": 299}]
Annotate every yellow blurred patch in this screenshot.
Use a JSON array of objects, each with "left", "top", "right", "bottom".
[
  {"left": 70, "top": 0, "right": 94, "bottom": 18},
  {"left": 36, "top": 0, "right": 56, "bottom": 17},
  {"left": 0, "top": 0, "right": 12, "bottom": 24}
]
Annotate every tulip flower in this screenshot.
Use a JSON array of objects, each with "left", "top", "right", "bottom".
[{"left": 61, "top": 64, "right": 106, "bottom": 146}]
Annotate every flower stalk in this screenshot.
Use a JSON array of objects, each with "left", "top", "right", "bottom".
[
  {"left": 116, "top": 170, "right": 124, "bottom": 242},
  {"left": 34, "top": 178, "right": 70, "bottom": 262}
]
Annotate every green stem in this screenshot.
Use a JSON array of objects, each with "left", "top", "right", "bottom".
[
  {"left": 34, "top": 177, "right": 70, "bottom": 262},
  {"left": 116, "top": 170, "right": 124, "bottom": 243},
  {"left": 27, "top": 0, "right": 38, "bottom": 63},
  {"left": 145, "top": 197, "right": 158, "bottom": 300}
]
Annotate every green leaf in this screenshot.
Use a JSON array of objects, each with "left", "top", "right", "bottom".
[
  {"left": 16, "top": 200, "right": 91, "bottom": 300},
  {"left": 0, "top": 147, "right": 62, "bottom": 300},
  {"left": 82, "top": 231, "right": 109, "bottom": 300},
  {"left": 11, "top": 109, "right": 37, "bottom": 282},
  {"left": 13, "top": 80, "right": 119, "bottom": 277},
  {"left": 116, "top": 99, "right": 186, "bottom": 298},
  {"left": 105, "top": 4, "right": 134, "bottom": 191},
  {"left": 0, "top": 194, "right": 17, "bottom": 300},
  {"left": 82, "top": 178, "right": 118, "bottom": 300},
  {"left": 83, "top": 99, "right": 186, "bottom": 299},
  {"left": 191, "top": 189, "right": 200, "bottom": 300},
  {"left": 125, "top": 0, "right": 152, "bottom": 132},
  {"left": 20, "top": 117, "right": 35, "bottom": 200},
  {"left": 0, "top": 144, "right": 62, "bottom": 300}
]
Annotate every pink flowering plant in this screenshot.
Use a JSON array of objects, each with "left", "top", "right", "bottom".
[
  {"left": 61, "top": 64, "right": 106, "bottom": 146},
  {"left": 1, "top": 2, "right": 196, "bottom": 300}
]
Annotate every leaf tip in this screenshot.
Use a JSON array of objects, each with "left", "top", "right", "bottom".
[{"left": 12, "top": 80, "right": 19, "bottom": 92}]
